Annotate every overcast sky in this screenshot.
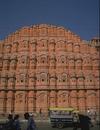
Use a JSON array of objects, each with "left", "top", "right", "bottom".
[{"left": 0, "top": 0, "right": 99, "bottom": 40}]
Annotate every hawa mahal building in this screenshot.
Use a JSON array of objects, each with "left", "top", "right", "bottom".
[{"left": 0, "top": 24, "right": 100, "bottom": 114}]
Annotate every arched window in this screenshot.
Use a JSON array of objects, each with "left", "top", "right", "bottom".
[
  {"left": 92, "top": 57, "right": 99, "bottom": 70},
  {"left": 75, "top": 55, "right": 82, "bottom": 70},
  {"left": 36, "top": 92, "right": 47, "bottom": 112},
  {"left": 15, "top": 92, "right": 25, "bottom": 112},
  {"left": 36, "top": 72, "right": 48, "bottom": 87},
  {"left": 4, "top": 44, "right": 12, "bottom": 53},
  {"left": 61, "top": 73, "right": 67, "bottom": 83},
  {"left": 40, "top": 73, "right": 48, "bottom": 82},
  {"left": 49, "top": 55, "right": 56, "bottom": 65},
  {"left": 49, "top": 91, "right": 56, "bottom": 107},
  {"left": 30, "top": 55, "right": 36, "bottom": 69},
  {"left": 38, "top": 54, "right": 48, "bottom": 64},
  {"left": 6, "top": 91, "right": 14, "bottom": 112},
  {"left": 68, "top": 55, "right": 75, "bottom": 69},
  {"left": 67, "top": 42, "right": 73, "bottom": 52},
  {"left": 37, "top": 39, "right": 48, "bottom": 51},
  {"left": 30, "top": 39, "right": 37, "bottom": 52},
  {"left": 85, "top": 74, "right": 94, "bottom": 88},
  {"left": 56, "top": 40, "right": 66, "bottom": 51},
  {"left": 10, "top": 56, "right": 17, "bottom": 69},
  {"left": 57, "top": 92, "right": 69, "bottom": 107},
  {"left": 86, "top": 91, "right": 96, "bottom": 108},
  {"left": 74, "top": 43, "right": 80, "bottom": 53},
  {"left": 82, "top": 56, "right": 92, "bottom": 70},
  {"left": 57, "top": 27, "right": 65, "bottom": 36},
  {"left": 69, "top": 73, "right": 77, "bottom": 88},
  {"left": 49, "top": 39, "right": 55, "bottom": 51},
  {"left": 60, "top": 55, "right": 66, "bottom": 64},
  {"left": 12, "top": 42, "right": 19, "bottom": 52},
  {"left": 16, "top": 73, "right": 28, "bottom": 84}
]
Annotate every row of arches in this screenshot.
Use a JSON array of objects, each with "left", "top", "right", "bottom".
[
  {"left": 1, "top": 54, "right": 99, "bottom": 70},
  {"left": 0, "top": 90, "right": 99, "bottom": 113},
  {"left": 0, "top": 72, "right": 99, "bottom": 89},
  {"left": 2, "top": 39, "right": 97, "bottom": 54}
]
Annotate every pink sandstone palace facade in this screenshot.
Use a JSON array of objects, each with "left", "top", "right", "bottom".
[{"left": 0, "top": 24, "right": 100, "bottom": 114}]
